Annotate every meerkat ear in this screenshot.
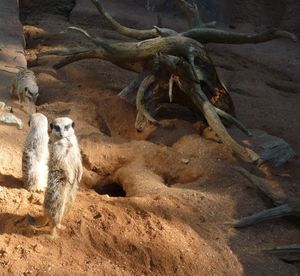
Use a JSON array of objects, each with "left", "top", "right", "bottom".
[
  {"left": 72, "top": 121, "right": 75, "bottom": 129},
  {"left": 28, "top": 120, "right": 31, "bottom": 127},
  {"left": 50, "top": 122, "right": 53, "bottom": 129}
]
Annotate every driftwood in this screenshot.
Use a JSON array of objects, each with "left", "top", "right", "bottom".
[
  {"left": 234, "top": 166, "right": 300, "bottom": 262},
  {"left": 0, "top": 113, "right": 23, "bottom": 129},
  {"left": 37, "top": 0, "right": 297, "bottom": 164}
]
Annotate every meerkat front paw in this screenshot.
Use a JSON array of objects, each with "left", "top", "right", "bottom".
[
  {"left": 57, "top": 224, "right": 66, "bottom": 230},
  {"left": 50, "top": 227, "right": 58, "bottom": 239}
]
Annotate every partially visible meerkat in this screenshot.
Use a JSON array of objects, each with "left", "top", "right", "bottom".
[
  {"left": 0, "top": 101, "right": 13, "bottom": 112},
  {"left": 22, "top": 113, "right": 49, "bottom": 191},
  {"left": 28, "top": 117, "right": 83, "bottom": 237},
  {"left": 10, "top": 68, "right": 39, "bottom": 114}
]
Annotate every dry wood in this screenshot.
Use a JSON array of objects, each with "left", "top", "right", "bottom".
[{"left": 37, "top": 0, "right": 297, "bottom": 165}]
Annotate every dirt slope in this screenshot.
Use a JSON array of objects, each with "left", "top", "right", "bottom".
[{"left": 0, "top": 0, "right": 299, "bottom": 275}]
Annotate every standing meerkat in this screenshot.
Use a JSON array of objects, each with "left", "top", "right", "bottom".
[
  {"left": 22, "top": 113, "right": 49, "bottom": 191},
  {"left": 10, "top": 68, "right": 39, "bottom": 114},
  {"left": 28, "top": 117, "right": 83, "bottom": 237}
]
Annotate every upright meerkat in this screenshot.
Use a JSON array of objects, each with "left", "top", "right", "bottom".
[
  {"left": 22, "top": 113, "right": 49, "bottom": 191},
  {"left": 28, "top": 117, "right": 83, "bottom": 237},
  {"left": 10, "top": 68, "right": 39, "bottom": 114}
]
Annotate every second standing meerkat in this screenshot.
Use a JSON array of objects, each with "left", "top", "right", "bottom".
[
  {"left": 22, "top": 113, "right": 49, "bottom": 191},
  {"left": 29, "top": 117, "right": 83, "bottom": 237}
]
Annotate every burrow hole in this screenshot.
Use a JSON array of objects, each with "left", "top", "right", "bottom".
[{"left": 92, "top": 182, "right": 126, "bottom": 197}]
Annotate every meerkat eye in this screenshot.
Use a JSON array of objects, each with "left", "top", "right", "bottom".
[
  {"left": 54, "top": 125, "right": 61, "bottom": 132},
  {"left": 64, "top": 124, "right": 71, "bottom": 131},
  {"left": 25, "top": 87, "right": 28, "bottom": 92}
]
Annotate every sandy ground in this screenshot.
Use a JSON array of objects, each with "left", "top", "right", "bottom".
[{"left": 0, "top": 0, "right": 299, "bottom": 275}]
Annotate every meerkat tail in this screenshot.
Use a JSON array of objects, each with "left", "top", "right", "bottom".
[{"left": 26, "top": 214, "right": 49, "bottom": 228}]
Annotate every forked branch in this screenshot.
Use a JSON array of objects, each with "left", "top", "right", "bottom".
[
  {"left": 191, "top": 85, "right": 259, "bottom": 163},
  {"left": 40, "top": 27, "right": 266, "bottom": 164},
  {"left": 90, "top": 0, "right": 157, "bottom": 40},
  {"left": 267, "top": 244, "right": 300, "bottom": 263},
  {"left": 89, "top": 0, "right": 298, "bottom": 44},
  {"left": 182, "top": 28, "right": 298, "bottom": 44},
  {"left": 233, "top": 166, "right": 286, "bottom": 205},
  {"left": 172, "top": 0, "right": 201, "bottom": 28},
  {"left": 38, "top": 46, "right": 92, "bottom": 57},
  {"left": 234, "top": 167, "right": 300, "bottom": 228},
  {"left": 235, "top": 201, "right": 300, "bottom": 228},
  {"left": 135, "top": 75, "right": 159, "bottom": 131}
]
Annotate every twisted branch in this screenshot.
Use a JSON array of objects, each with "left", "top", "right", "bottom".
[
  {"left": 234, "top": 203, "right": 299, "bottom": 228},
  {"left": 90, "top": 0, "right": 157, "bottom": 40},
  {"left": 215, "top": 108, "right": 252, "bottom": 136},
  {"left": 135, "top": 75, "right": 159, "bottom": 131},
  {"left": 89, "top": 0, "right": 297, "bottom": 44},
  {"left": 233, "top": 167, "right": 286, "bottom": 205},
  {"left": 182, "top": 28, "right": 298, "bottom": 44},
  {"left": 173, "top": 0, "right": 201, "bottom": 28},
  {"left": 234, "top": 167, "right": 300, "bottom": 228},
  {"left": 267, "top": 244, "right": 300, "bottom": 263},
  {"left": 192, "top": 85, "right": 259, "bottom": 163}
]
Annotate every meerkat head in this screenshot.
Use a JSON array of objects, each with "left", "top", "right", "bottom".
[
  {"left": 28, "top": 113, "right": 48, "bottom": 131},
  {"left": 25, "top": 84, "right": 39, "bottom": 104},
  {"left": 50, "top": 117, "right": 75, "bottom": 140}
]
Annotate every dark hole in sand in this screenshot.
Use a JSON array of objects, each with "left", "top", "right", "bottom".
[{"left": 92, "top": 182, "right": 126, "bottom": 197}]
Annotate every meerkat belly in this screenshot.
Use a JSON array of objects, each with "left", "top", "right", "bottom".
[
  {"left": 44, "top": 170, "right": 67, "bottom": 217},
  {"left": 44, "top": 166, "right": 73, "bottom": 216}
]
